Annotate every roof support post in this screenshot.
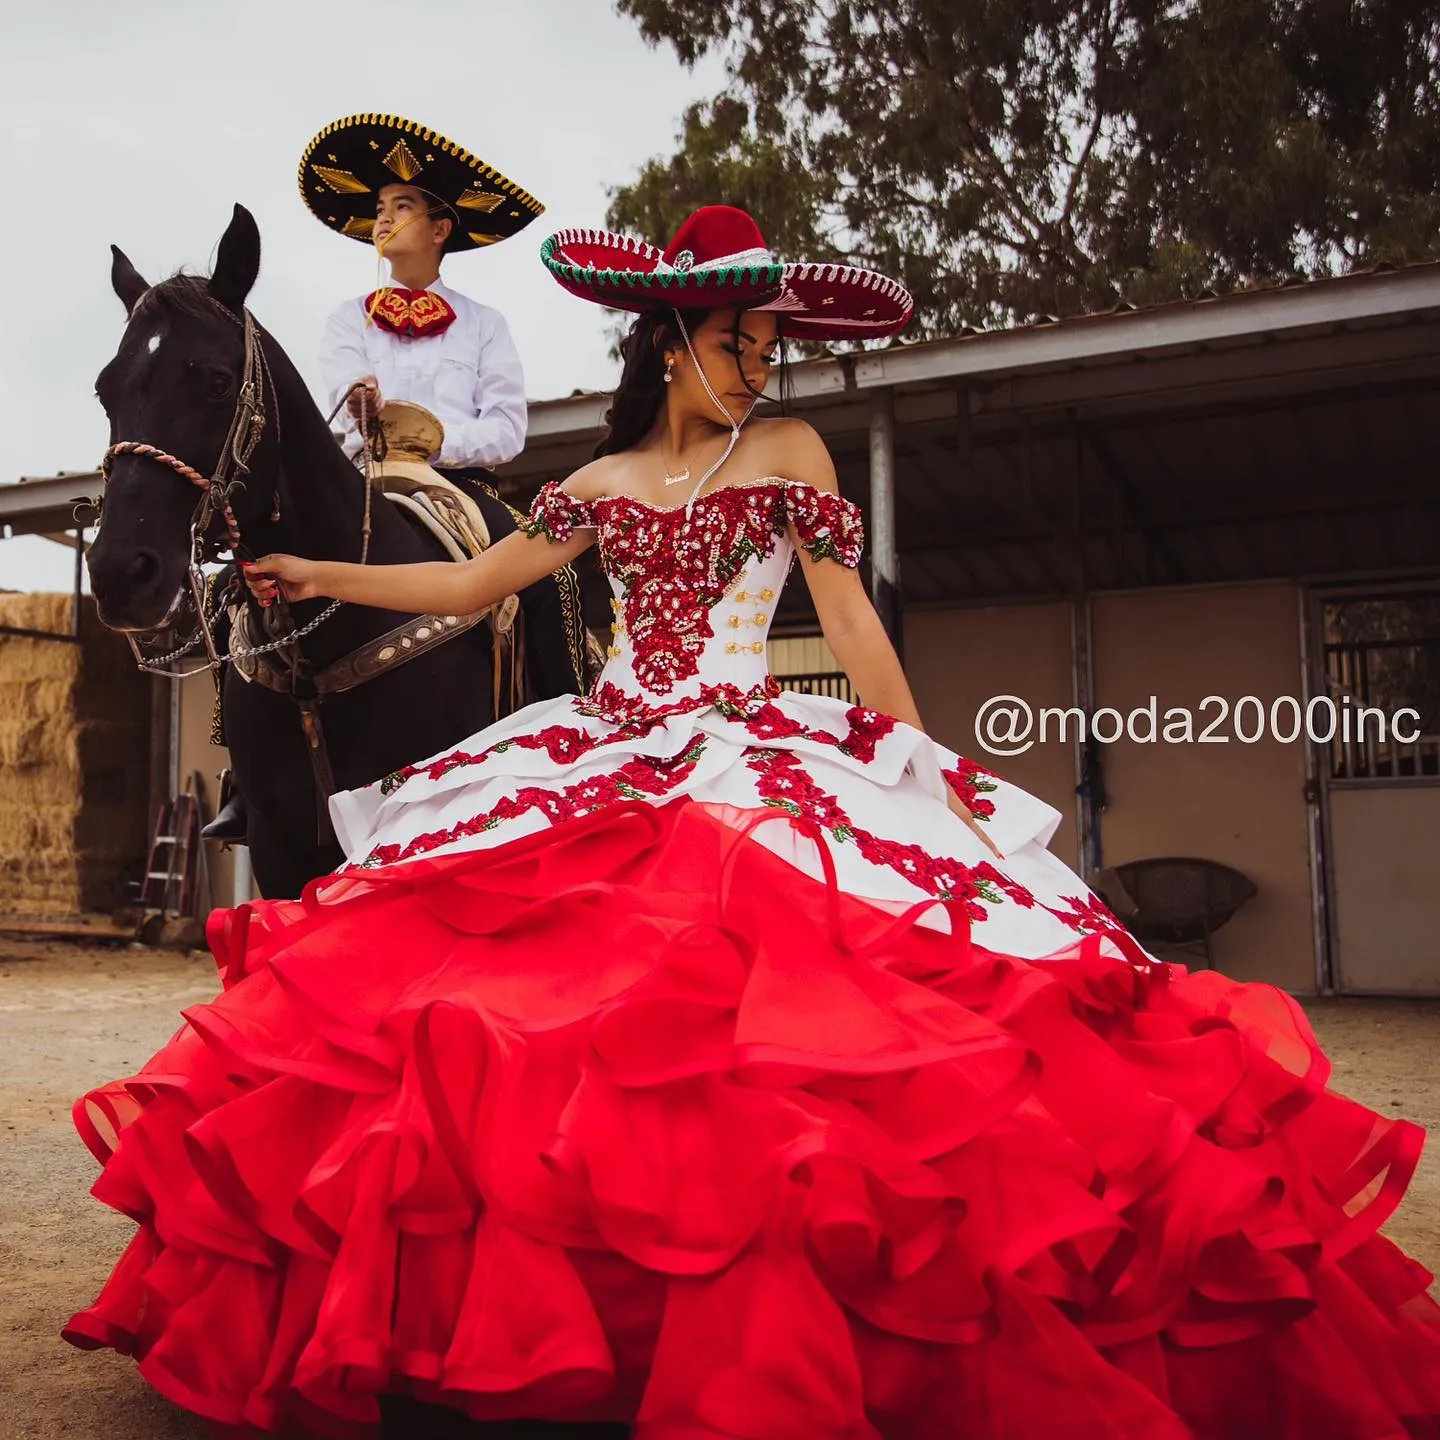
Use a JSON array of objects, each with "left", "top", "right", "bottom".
[
  {"left": 71, "top": 523, "right": 85, "bottom": 637},
  {"left": 869, "top": 387, "right": 902, "bottom": 655}
]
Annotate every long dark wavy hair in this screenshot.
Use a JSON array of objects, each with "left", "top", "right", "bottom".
[{"left": 594, "top": 307, "right": 790, "bottom": 459}]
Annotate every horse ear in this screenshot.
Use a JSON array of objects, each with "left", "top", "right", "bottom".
[
  {"left": 110, "top": 245, "right": 150, "bottom": 315},
  {"left": 209, "top": 203, "right": 261, "bottom": 312}
]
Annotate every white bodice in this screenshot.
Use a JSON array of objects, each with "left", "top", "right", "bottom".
[
  {"left": 596, "top": 536, "right": 794, "bottom": 707},
  {"left": 521, "top": 477, "right": 869, "bottom": 722}
]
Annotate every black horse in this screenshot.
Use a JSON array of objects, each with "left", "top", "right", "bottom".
[
  {"left": 87, "top": 204, "right": 587, "bottom": 903},
  {"left": 87, "top": 206, "right": 622, "bottom": 1438}
]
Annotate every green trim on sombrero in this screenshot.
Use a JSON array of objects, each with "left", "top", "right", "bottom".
[
  {"left": 299, "top": 114, "right": 544, "bottom": 253},
  {"left": 539, "top": 230, "right": 785, "bottom": 312}
]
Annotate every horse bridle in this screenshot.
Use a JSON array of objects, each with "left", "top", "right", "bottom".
[
  {"left": 98, "top": 296, "right": 314, "bottom": 676},
  {"left": 104, "top": 299, "right": 269, "bottom": 543},
  {"left": 98, "top": 293, "right": 388, "bottom": 682},
  {"left": 99, "top": 296, "right": 265, "bottom": 667},
  {"left": 95, "top": 287, "right": 484, "bottom": 845}
]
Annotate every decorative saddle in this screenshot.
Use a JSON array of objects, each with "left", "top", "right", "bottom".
[{"left": 228, "top": 401, "right": 522, "bottom": 703}]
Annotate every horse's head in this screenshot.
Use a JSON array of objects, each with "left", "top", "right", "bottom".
[{"left": 88, "top": 204, "right": 268, "bottom": 631}]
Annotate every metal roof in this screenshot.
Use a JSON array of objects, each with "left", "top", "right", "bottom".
[
  {"left": 0, "top": 472, "right": 100, "bottom": 541},
  {"left": 490, "top": 262, "right": 1440, "bottom": 622},
  {"left": 6, "top": 263, "right": 1440, "bottom": 609},
  {"left": 507, "top": 261, "right": 1440, "bottom": 468}
]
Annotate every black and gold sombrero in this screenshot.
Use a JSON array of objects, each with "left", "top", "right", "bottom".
[{"left": 298, "top": 114, "right": 544, "bottom": 253}]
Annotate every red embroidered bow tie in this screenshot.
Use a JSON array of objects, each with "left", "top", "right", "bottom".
[{"left": 364, "top": 287, "right": 457, "bottom": 338}]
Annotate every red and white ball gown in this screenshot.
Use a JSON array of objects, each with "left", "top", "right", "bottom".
[{"left": 66, "top": 478, "right": 1440, "bottom": 1438}]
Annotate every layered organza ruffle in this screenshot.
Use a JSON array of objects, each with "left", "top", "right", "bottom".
[{"left": 66, "top": 799, "right": 1440, "bottom": 1438}]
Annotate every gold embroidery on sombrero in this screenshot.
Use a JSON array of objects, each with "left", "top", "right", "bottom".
[
  {"left": 312, "top": 166, "right": 370, "bottom": 195},
  {"left": 457, "top": 190, "right": 505, "bottom": 212},
  {"left": 297, "top": 113, "right": 545, "bottom": 252},
  {"left": 382, "top": 139, "right": 423, "bottom": 182}
]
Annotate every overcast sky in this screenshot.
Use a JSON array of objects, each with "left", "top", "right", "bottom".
[{"left": 0, "top": 0, "right": 724, "bottom": 591}]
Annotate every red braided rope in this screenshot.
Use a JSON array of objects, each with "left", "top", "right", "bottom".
[
  {"left": 104, "top": 441, "right": 210, "bottom": 489},
  {"left": 103, "top": 441, "right": 244, "bottom": 552}
]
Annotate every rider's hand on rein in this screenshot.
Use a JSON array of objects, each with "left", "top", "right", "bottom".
[{"left": 346, "top": 376, "right": 382, "bottom": 423}]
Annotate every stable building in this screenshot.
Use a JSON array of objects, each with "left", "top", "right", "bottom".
[
  {"left": 495, "top": 262, "right": 1440, "bottom": 997},
  {"left": 4, "top": 263, "right": 1438, "bottom": 993}
]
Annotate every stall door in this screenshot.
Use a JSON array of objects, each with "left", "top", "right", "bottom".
[{"left": 1320, "top": 588, "right": 1440, "bottom": 994}]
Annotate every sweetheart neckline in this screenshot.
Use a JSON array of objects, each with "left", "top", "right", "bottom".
[{"left": 585, "top": 476, "right": 832, "bottom": 516}]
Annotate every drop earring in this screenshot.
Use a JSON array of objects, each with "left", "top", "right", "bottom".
[{"left": 664, "top": 356, "right": 675, "bottom": 384}]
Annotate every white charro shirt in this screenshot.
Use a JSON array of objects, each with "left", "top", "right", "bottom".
[{"left": 320, "top": 275, "right": 527, "bottom": 469}]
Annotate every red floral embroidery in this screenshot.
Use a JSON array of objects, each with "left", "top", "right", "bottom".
[
  {"left": 942, "top": 759, "right": 999, "bottom": 821},
  {"left": 783, "top": 483, "right": 865, "bottom": 568},
  {"left": 576, "top": 677, "right": 783, "bottom": 728},
  {"left": 524, "top": 481, "right": 864, "bottom": 695},
  {"left": 972, "top": 861, "right": 1037, "bottom": 909},
  {"left": 744, "top": 749, "right": 997, "bottom": 909},
  {"left": 522, "top": 483, "right": 596, "bottom": 543},
  {"left": 835, "top": 707, "right": 897, "bottom": 764},
  {"left": 739, "top": 702, "right": 897, "bottom": 763},
  {"left": 361, "top": 737, "right": 709, "bottom": 867},
  {"left": 578, "top": 684, "right": 898, "bottom": 766},
  {"left": 597, "top": 492, "right": 782, "bottom": 693},
  {"left": 751, "top": 749, "right": 851, "bottom": 832},
  {"left": 740, "top": 702, "right": 810, "bottom": 744},
  {"left": 375, "top": 482, "right": 1117, "bottom": 941},
  {"left": 369, "top": 719, "right": 1108, "bottom": 939},
  {"left": 379, "top": 723, "right": 613, "bottom": 795},
  {"left": 1043, "top": 891, "right": 1122, "bottom": 935},
  {"left": 377, "top": 689, "right": 895, "bottom": 802}
]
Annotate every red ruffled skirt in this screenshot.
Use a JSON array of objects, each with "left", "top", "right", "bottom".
[{"left": 65, "top": 800, "right": 1440, "bottom": 1437}]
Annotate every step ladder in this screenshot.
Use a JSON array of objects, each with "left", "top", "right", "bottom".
[{"left": 140, "top": 773, "right": 205, "bottom": 918}]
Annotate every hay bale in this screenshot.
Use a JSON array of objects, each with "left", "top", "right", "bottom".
[{"left": 0, "top": 594, "right": 151, "bottom": 916}]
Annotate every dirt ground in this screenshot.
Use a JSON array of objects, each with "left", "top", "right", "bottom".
[{"left": 0, "top": 938, "right": 1436, "bottom": 1440}]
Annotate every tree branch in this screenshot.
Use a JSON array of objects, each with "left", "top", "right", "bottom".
[{"left": 1060, "top": 0, "right": 1115, "bottom": 236}]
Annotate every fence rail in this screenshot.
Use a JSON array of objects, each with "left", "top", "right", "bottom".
[{"left": 776, "top": 669, "right": 855, "bottom": 703}]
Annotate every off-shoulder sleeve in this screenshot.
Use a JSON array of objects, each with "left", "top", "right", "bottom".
[
  {"left": 784, "top": 482, "right": 865, "bottom": 568},
  {"left": 523, "top": 481, "right": 598, "bottom": 543}
]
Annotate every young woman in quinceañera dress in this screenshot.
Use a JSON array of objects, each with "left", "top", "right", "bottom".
[{"left": 66, "top": 205, "right": 1440, "bottom": 1440}]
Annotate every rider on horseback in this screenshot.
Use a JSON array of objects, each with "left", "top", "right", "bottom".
[{"left": 205, "top": 115, "right": 590, "bottom": 840}]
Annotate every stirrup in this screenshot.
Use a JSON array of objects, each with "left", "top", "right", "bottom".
[{"left": 202, "top": 770, "right": 249, "bottom": 843}]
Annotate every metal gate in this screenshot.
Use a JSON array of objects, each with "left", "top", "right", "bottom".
[{"left": 1313, "top": 585, "right": 1440, "bottom": 994}]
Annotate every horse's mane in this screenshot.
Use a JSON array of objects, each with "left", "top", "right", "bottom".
[
  {"left": 135, "top": 272, "right": 223, "bottom": 323},
  {"left": 131, "top": 270, "right": 331, "bottom": 445}
]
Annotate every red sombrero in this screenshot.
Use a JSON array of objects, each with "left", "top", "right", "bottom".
[{"left": 540, "top": 205, "right": 913, "bottom": 341}]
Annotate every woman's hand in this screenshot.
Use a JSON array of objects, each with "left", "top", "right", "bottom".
[
  {"left": 242, "top": 556, "right": 324, "bottom": 607},
  {"left": 948, "top": 786, "right": 1005, "bottom": 861}
]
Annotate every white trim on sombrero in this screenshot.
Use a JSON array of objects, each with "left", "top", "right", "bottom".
[
  {"left": 540, "top": 224, "right": 912, "bottom": 336},
  {"left": 778, "top": 262, "right": 914, "bottom": 303},
  {"left": 549, "top": 228, "right": 665, "bottom": 262},
  {"left": 754, "top": 289, "right": 808, "bottom": 312},
  {"left": 784, "top": 313, "right": 907, "bottom": 331},
  {"left": 655, "top": 245, "right": 776, "bottom": 275},
  {"left": 540, "top": 230, "right": 785, "bottom": 301},
  {"left": 751, "top": 262, "right": 915, "bottom": 331}
]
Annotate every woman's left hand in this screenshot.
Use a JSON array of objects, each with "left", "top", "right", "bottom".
[
  {"left": 242, "top": 555, "right": 322, "bottom": 605},
  {"left": 948, "top": 787, "right": 1005, "bottom": 860}
]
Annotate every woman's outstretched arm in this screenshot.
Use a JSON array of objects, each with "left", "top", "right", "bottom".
[{"left": 247, "top": 510, "right": 593, "bottom": 616}]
